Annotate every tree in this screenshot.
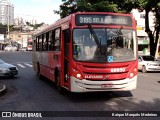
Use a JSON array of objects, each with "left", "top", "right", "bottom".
[
  {"left": 113, "top": 0, "right": 160, "bottom": 56},
  {"left": 0, "top": 23, "right": 14, "bottom": 33},
  {"left": 56, "top": 0, "right": 160, "bottom": 56},
  {"left": 55, "top": 0, "right": 119, "bottom": 18},
  {"left": 133, "top": 0, "right": 160, "bottom": 56},
  {"left": 25, "top": 22, "right": 45, "bottom": 30}
]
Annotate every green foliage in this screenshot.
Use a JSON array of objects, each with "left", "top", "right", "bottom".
[
  {"left": 26, "top": 22, "right": 30, "bottom": 26},
  {"left": 56, "top": 0, "right": 144, "bottom": 18},
  {"left": 0, "top": 23, "right": 14, "bottom": 32},
  {"left": 76, "top": 1, "right": 118, "bottom": 12},
  {"left": 25, "top": 22, "right": 44, "bottom": 29},
  {"left": 56, "top": 0, "right": 160, "bottom": 56},
  {"left": 57, "top": 0, "right": 124, "bottom": 18}
]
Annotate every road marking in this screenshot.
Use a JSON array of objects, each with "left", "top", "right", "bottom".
[
  {"left": 24, "top": 63, "right": 33, "bottom": 67},
  {"left": 17, "top": 64, "right": 26, "bottom": 68}
]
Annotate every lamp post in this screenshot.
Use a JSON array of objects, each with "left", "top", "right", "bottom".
[{"left": 7, "top": 0, "right": 10, "bottom": 44}]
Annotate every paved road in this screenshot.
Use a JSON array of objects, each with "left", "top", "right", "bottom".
[{"left": 0, "top": 52, "right": 160, "bottom": 120}]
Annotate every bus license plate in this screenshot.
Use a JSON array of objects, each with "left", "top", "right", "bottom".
[{"left": 101, "top": 84, "right": 113, "bottom": 88}]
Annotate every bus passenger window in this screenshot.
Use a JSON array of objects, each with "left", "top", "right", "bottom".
[
  {"left": 39, "top": 36, "right": 42, "bottom": 51},
  {"left": 42, "top": 34, "right": 47, "bottom": 51},
  {"left": 53, "top": 28, "right": 61, "bottom": 51},
  {"left": 48, "top": 31, "right": 54, "bottom": 51},
  {"left": 36, "top": 37, "right": 39, "bottom": 51}
]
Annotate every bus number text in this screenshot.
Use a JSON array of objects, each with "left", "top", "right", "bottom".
[{"left": 111, "top": 68, "right": 126, "bottom": 73}]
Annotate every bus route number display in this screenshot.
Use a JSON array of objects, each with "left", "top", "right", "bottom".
[{"left": 75, "top": 14, "right": 132, "bottom": 26}]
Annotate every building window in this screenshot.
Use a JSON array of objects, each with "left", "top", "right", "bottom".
[{"left": 140, "top": 14, "right": 145, "bottom": 19}]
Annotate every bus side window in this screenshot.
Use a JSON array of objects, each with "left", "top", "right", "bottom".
[
  {"left": 36, "top": 37, "right": 39, "bottom": 51},
  {"left": 48, "top": 31, "right": 54, "bottom": 51},
  {"left": 39, "top": 35, "right": 42, "bottom": 51},
  {"left": 53, "top": 28, "right": 61, "bottom": 51},
  {"left": 45, "top": 32, "right": 49, "bottom": 51},
  {"left": 43, "top": 33, "right": 48, "bottom": 51}
]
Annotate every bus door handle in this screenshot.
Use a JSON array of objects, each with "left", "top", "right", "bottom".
[{"left": 53, "top": 55, "right": 58, "bottom": 61}]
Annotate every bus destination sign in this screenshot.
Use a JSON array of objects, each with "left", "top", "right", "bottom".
[{"left": 75, "top": 14, "right": 132, "bottom": 26}]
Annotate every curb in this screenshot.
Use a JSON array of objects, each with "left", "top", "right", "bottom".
[{"left": 0, "top": 83, "right": 7, "bottom": 95}]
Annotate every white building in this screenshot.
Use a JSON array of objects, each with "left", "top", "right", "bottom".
[
  {"left": 0, "top": 0, "right": 14, "bottom": 25},
  {"left": 132, "top": 9, "right": 155, "bottom": 55},
  {"left": 14, "top": 17, "right": 24, "bottom": 26}
]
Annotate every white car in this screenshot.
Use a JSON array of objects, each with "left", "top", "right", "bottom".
[
  {"left": 0, "top": 59, "right": 18, "bottom": 77},
  {"left": 19, "top": 47, "right": 27, "bottom": 51},
  {"left": 4, "top": 45, "right": 18, "bottom": 51},
  {"left": 138, "top": 55, "right": 160, "bottom": 73}
]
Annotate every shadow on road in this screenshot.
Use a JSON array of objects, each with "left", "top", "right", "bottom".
[{"left": 0, "top": 76, "right": 20, "bottom": 80}]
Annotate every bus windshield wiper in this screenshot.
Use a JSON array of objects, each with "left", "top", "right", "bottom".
[{"left": 88, "top": 24, "right": 101, "bottom": 48}]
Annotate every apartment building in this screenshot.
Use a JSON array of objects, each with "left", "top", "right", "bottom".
[{"left": 0, "top": 0, "right": 14, "bottom": 25}]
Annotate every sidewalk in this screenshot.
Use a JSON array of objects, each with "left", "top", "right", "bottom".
[{"left": 0, "top": 82, "right": 7, "bottom": 95}]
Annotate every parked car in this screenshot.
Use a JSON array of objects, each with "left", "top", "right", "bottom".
[
  {"left": 4, "top": 45, "right": 18, "bottom": 51},
  {"left": 19, "top": 47, "right": 27, "bottom": 51},
  {"left": 138, "top": 55, "right": 160, "bottom": 73},
  {"left": 0, "top": 59, "right": 18, "bottom": 77}
]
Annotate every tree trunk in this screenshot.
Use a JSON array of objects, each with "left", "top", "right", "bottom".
[{"left": 145, "top": 9, "right": 155, "bottom": 56}]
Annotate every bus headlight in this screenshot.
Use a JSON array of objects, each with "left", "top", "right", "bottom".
[
  {"left": 129, "top": 73, "right": 134, "bottom": 78},
  {"left": 76, "top": 73, "right": 81, "bottom": 78},
  {"left": 128, "top": 67, "right": 138, "bottom": 79},
  {"left": 72, "top": 68, "right": 83, "bottom": 80}
]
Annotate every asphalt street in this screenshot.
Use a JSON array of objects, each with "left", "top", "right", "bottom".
[{"left": 0, "top": 51, "right": 160, "bottom": 120}]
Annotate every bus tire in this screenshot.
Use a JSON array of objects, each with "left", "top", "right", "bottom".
[
  {"left": 142, "top": 65, "right": 147, "bottom": 73},
  {"left": 55, "top": 70, "right": 63, "bottom": 94},
  {"left": 37, "top": 63, "right": 42, "bottom": 79}
]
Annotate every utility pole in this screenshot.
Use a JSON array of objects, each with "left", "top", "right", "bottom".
[{"left": 7, "top": 0, "right": 10, "bottom": 44}]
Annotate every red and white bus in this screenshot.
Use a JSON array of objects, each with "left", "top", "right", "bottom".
[
  {"left": 27, "top": 38, "right": 32, "bottom": 51},
  {"left": 32, "top": 12, "right": 138, "bottom": 92}
]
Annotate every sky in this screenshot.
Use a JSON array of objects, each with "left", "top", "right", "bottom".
[{"left": 11, "top": 0, "right": 63, "bottom": 24}]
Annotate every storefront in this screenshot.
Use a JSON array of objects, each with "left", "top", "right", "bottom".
[
  {"left": 137, "top": 29, "right": 150, "bottom": 55},
  {"left": 138, "top": 38, "right": 150, "bottom": 55}
]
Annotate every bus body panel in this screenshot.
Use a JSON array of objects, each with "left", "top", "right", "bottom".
[
  {"left": 71, "top": 61, "right": 138, "bottom": 80},
  {"left": 69, "top": 60, "right": 138, "bottom": 92},
  {"left": 70, "top": 76, "right": 137, "bottom": 92}
]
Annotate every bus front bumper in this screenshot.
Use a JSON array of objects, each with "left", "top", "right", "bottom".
[{"left": 70, "top": 76, "right": 137, "bottom": 92}]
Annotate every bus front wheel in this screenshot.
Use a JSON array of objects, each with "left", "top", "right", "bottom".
[
  {"left": 37, "top": 63, "right": 42, "bottom": 79},
  {"left": 55, "top": 71, "right": 63, "bottom": 93}
]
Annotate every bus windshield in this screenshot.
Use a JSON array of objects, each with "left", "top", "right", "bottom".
[{"left": 73, "top": 28, "right": 136, "bottom": 62}]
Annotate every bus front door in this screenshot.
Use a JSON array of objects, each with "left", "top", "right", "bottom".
[{"left": 63, "top": 29, "right": 70, "bottom": 89}]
